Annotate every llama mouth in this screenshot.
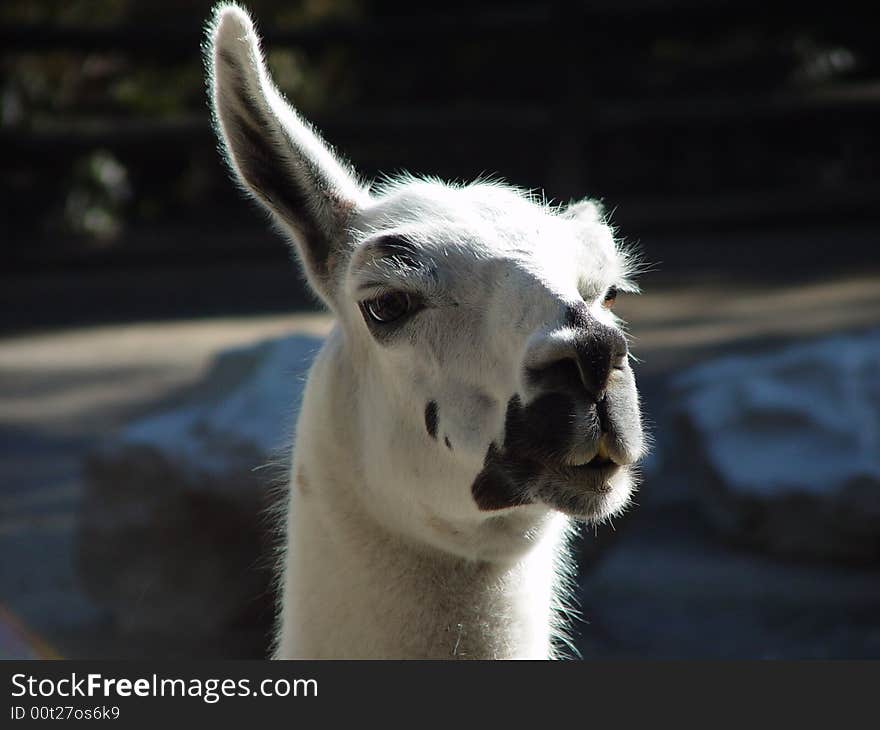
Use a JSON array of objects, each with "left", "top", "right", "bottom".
[
  {"left": 535, "top": 441, "right": 627, "bottom": 504},
  {"left": 471, "top": 445, "right": 624, "bottom": 513},
  {"left": 553, "top": 457, "right": 621, "bottom": 485},
  {"left": 562, "top": 436, "right": 623, "bottom": 469},
  {"left": 528, "top": 459, "right": 630, "bottom": 519},
  {"left": 561, "top": 444, "right": 620, "bottom": 472},
  {"left": 573, "top": 454, "right": 616, "bottom": 471},
  {"left": 471, "top": 395, "right": 637, "bottom": 515}
]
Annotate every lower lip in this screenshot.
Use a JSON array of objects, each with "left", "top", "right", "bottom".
[
  {"left": 554, "top": 458, "right": 621, "bottom": 487},
  {"left": 556, "top": 459, "right": 622, "bottom": 494}
]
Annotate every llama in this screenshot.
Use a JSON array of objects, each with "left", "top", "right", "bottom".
[{"left": 206, "top": 4, "right": 645, "bottom": 659}]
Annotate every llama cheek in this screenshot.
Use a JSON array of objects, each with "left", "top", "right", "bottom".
[
  {"left": 471, "top": 467, "right": 520, "bottom": 511},
  {"left": 425, "top": 513, "right": 464, "bottom": 541},
  {"left": 470, "top": 443, "right": 535, "bottom": 511}
]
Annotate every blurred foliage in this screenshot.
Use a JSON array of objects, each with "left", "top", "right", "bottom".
[
  {"left": 62, "top": 150, "right": 132, "bottom": 245},
  {"left": 0, "top": 1, "right": 877, "bottom": 258},
  {"left": 0, "top": 0, "right": 361, "bottom": 27},
  {"left": 1, "top": 0, "right": 365, "bottom": 251},
  {"left": 1, "top": 0, "right": 363, "bottom": 125},
  {"left": 0, "top": 0, "right": 132, "bottom": 26}
]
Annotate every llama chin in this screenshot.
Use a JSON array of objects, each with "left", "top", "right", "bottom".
[{"left": 206, "top": 3, "right": 645, "bottom": 659}]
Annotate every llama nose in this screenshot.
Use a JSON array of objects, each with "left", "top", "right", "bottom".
[
  {"left": 526, "top": 316, "right": 628, "bottom": 403},
  {"left": 571, "top": 321, "right": 628, "bottom": 401}
]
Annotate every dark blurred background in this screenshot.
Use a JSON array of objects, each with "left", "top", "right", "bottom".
[
  {"left": 3, "top": 0, "right": 879, "bottom": 308},
  {"left": 1, "top": 0, "right": 878, "bottom": 659}
]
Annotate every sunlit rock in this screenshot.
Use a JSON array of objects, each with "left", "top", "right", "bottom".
[
  {"left": 675, "top": 329, "right": 880, "bottom": 561},
  {"left": 78, "top": 334, "right": 321, "bottom": 634}
]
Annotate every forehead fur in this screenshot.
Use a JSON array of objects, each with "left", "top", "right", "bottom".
[
  {"left": 362, "top": 178, "right": 545, "bottom": 238},
  {"left": 349, "top": 176, "right": 635, "bottom": 293}
]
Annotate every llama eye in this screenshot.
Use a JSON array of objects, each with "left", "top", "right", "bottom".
[
  {"left": 362, "top": 291, "right": 413, "bottom": 324},
  {"left": 602, "top": 286, "right": 619, "bottom": 309}
]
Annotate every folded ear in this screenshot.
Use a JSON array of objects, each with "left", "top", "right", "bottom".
[
  {"left": 563, "top": 198, "right": 605, "bottom": 225},
  {"left": 206, "top": 4, "right": 367, "bottom": 304}
]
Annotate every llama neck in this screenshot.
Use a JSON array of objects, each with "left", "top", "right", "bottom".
[
  {"left": 273, "top": 332, "right": 573, "bottom": 659},
  {"left": 275, "top": 478, "right": 572, "bottom": 659}
]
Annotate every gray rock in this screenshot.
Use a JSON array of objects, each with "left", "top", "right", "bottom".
[
  {"left": 78, "top": 334, "right": 321, "bottom": 634},
  {"left": 674, "top": 329, "right": 880, "bottom": 562}
]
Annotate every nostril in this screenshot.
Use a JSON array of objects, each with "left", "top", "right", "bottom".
[
  {"left": 526, "top": 357, "right": 584, "bottom": 396},
  {"left": 525, "top": 320, "right": 628, "bottom": 402},
  {"left": 528, "top": 354, "right": 608, "bottom": 403}
]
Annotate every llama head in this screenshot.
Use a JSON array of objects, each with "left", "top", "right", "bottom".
[{"left": 208, "top": 5, "right": 645, "bottom": 558}]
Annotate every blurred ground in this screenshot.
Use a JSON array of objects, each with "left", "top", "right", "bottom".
[{"left": 1, "top": 224, "right": 879, "bottom": 658}]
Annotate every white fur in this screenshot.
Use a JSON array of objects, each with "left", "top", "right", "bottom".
[{"left": 206, "top": 4, "right": 644, "bottom": 659}]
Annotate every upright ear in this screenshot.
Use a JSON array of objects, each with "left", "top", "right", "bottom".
[{"left": 206, "top": 4, "right": 367, "bottom": 304}]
